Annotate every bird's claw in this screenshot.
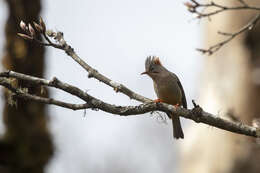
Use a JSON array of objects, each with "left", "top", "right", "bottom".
[
  {"left": 174, "top": 103, "right": 180, "bottom": 108},
  {"left": 154, "top": 98, "right": 163, "bottom": 103}
]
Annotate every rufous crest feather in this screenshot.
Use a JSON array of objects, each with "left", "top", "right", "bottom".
[
  {"left": 153, "top": 56, "right": 162, "bottom": 65},
  {"left": 145, "top": 56, "right": 163, "bottom": 72}
]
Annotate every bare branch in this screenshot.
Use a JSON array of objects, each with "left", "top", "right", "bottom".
[
  {"left": 18, "top": 23, "right": 151, "bottom": 103},
  {"left": 184, "top": 0, "right": 260, "bottom": 55},
  {"left": 0, "top": 77, "right": 90, "bottom": 110},
  {"left": 197, "top": 14, "right": 260, "bottom": 55},
  {"left": 185, "top": 0, "right": 260, "bottom": 19},
  {"left": 14, "top": 18, "right": 260, "bottom": 139},
  {"left": 0, "top": 71, "right": 259, "bottom": 138},
  {"left": 237, "top": 0, "right": 247, "bottom": 6}
]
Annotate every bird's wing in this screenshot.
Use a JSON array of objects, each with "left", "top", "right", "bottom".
[
  {"left": 177, "top": 79, "right": 187, "bottom": 109},
  {"left": 169, "top": 72, "right": 187, "bottom": 109}
]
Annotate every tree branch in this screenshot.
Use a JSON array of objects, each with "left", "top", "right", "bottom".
[
  {"left": 185, "top": 0, "right": 260, "bottom": 19},
  {"left": 184, "top": 0, "right": 260, "bottom": 55},
  {"left": 18, "top": 27, "right": 151, "bottom": 103},
  {"left": 0, "top": 71, "right": 258, "bottom": 138},
  {"left": 196, "top": 14, "right": 260, "bottom": 55},
  {"left": 0, "top": 77, "right": 91, "bottom": 110},
  {"left": 11, "top": 18, "right": 260, "bottom": 139}
]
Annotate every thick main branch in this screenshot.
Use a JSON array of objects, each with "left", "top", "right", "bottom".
[{"left": 0, "top": 71, "right": 258, "bottom": 138}]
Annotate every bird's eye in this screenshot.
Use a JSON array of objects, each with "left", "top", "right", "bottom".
[{"left": 150, "top": 67, "right": 159, "bottom": 73}]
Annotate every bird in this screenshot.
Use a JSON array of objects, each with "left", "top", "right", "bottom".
[{"left": 141, "top": 56, "right": 187, "bottom": 139}]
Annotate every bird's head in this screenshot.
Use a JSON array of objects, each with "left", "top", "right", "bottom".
[{"left": 141, "top": 56, "right": 165, "bottom": 80}]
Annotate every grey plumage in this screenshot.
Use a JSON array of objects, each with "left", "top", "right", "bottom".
[{"left": 142, "top": 56, "right": 186, "bottom": 139}]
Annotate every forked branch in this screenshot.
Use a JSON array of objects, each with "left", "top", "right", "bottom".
[
  {"left": 0, "top": 18, "right": 254, "bottom": 139},
  {"left": 184, "top": 0, "right": 260, "bottom": 55}
]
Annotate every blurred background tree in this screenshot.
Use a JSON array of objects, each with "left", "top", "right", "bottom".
[
  {"left": 181, "top": 0, "right": 260, "bottom": 173},
  {"left": 2, "top": 0, "right": 260, "bottom": 173},
  {"left": 0, "top": 0, "right": 53, "bottom": 172}
]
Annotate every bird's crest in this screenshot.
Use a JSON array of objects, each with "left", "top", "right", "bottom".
[
  {"left": 153, "top": 56, "right": 162, "bottom": 65},
  {"left": 145, "top": 56, "right": 162, "bottom": 71}
]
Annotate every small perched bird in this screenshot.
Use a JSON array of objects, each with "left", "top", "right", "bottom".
[{"left": 141, "top": 56, "right": 187, "bottom": 139}]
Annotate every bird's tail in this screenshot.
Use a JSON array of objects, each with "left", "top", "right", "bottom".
[{"left": 171, "top": 114, "right": 184, "bottom": 139}]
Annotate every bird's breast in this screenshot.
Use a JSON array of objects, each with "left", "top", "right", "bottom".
[{"left": 153, "top": 80, "right": 182, "bottom": 105}]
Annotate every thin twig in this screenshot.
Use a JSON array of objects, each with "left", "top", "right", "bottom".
[
  {"left": 197, "top": 14, "right": 260, "bottom": 55},
  {"left": 184, "top": 0, "right": 260, "bottom": 55},
  {"left": 186, "top": 0, "right": 260, "bottom": 19},
  {"left": 0, "top": 77, "right": 90, "bottom": 110},
  {"left": 38, "top": 30, "right": 151, "bottom": 103}
]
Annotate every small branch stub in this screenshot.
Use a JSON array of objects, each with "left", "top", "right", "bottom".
[{"left": 191, "top": 100, "right": 203, "bottom": 122}]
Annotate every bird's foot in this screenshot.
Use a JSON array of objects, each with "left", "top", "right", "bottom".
[
  {"left": 154, "top": 98, "right": 163, "bottom": 103},
  {"left": 174, "top": 103, "right": 180, "bottom": 108}
]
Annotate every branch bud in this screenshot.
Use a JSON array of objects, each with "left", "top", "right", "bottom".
[
  {"left": 39, "top": 17, "right": 46, "bottom": 33},
  {"left": 28, "top": 23, "right": 35, "bottom": 37},
  {"left": 17, "top": 33, "right": 33, "bottom": 40},
  {"left": 46, "top": 30, "right": 55, "bottom": 37},
  {"left": 184, "top": 2, "right": 196, "bottom": 13},
  {"left": 33, "top": 21, "right": 43, "bottom": 33},
  {"left": 19, "top": 20, "right": 27, "bottom": 31}
]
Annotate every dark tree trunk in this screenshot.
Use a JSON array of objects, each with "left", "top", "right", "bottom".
[{"left": 0, "top": 0, "right": 53, "bottom": 172}]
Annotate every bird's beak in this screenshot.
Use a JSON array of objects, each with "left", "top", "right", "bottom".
[{"left": 141, "top": 71, "right": 148, "bottom": 75}]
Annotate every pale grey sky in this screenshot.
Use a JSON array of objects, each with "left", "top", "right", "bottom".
[{"left": 0, "top": 0, "right": 202, "bottom": 172}]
